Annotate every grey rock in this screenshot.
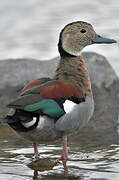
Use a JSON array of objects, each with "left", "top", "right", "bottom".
[{"left": 0, "top": 52, "right": 119, "bottom": 134}]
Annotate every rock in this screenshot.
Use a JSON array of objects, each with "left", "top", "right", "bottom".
[
  {"left": 0, "top": 52, "right": 119, "bottom": 134},
  {"left": 28, "top": 158, "right": 59, "bottom": 171},
  {"left": 0, "top": 58, "right": 58, "bottom": 107},
  {"left": 81, "top": 52, "right": 119, "bottom": 134}
]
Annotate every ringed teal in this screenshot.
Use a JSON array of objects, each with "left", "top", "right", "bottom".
[{"left": 3, "top": 21, "right": 116, "bottom": 160}]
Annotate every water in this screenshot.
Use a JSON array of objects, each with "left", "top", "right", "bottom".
[
  {"left": 0, "top": 124, "right": 119, "bottom": 179},
  {"left": 0, "top": 1, "right": 119, "bottom": 179},
  {"left": 0, "top": 0, "right": 119, "bottom": 74}
]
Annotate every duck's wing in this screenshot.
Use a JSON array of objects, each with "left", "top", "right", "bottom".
[
  {"left": 8, "top": 79, "right": 84, "bottom": 118},
  {"left": 20, "top": 77, "right": 51, "bottom": 95}
]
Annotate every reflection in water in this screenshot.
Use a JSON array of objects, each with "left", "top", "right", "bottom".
[
  {"left": 62, "top": 160, "right": 68, "bottom": 178},
  {"left": 33, "top": 171, "right": 38, "bottom": 180}
]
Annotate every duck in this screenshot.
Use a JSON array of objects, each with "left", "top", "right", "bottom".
[{"left": 3, "top": 21, "right": 116, "bottom": 160}]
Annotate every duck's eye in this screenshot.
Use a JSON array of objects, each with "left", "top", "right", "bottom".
[{"left": 80, "top": 29, "right": 86, "bottom": 33}]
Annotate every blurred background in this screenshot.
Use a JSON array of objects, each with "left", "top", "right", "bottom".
[
  {"left": 0, "top": 1, "right": 119, "bottom": 179},
  {"left": 0, "top": 0, "right": 118, "bottom": 74}
]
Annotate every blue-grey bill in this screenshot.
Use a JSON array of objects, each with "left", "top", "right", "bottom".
[{"left": 92, "top": 34, "right": 117, "bottom": 44}]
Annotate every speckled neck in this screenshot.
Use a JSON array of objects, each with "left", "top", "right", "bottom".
[{"left": 54, "top": 56, "right": 92, "bottom": 96}]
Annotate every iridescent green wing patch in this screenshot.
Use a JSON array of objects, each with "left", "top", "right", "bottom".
[{"left": 24, "top": 99, "right": 65, "bottom": 118}]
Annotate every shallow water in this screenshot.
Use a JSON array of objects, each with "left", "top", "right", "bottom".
[{"left": 0, "top": 125, "right": 119, "bottom": 180}]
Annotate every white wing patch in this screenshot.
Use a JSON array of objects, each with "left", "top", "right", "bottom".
[
  {"left": 36, "top": 116, "right": 45, "bottom": 129},
  {"left": 63, "top": 100, "right": 76, "bottom": 113},
  {"left": 22, "top": 117, "right": 37, "bottom": 128}
]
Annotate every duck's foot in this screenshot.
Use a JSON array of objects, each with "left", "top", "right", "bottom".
[{"left": 34, "top": 153, "right": 40, "bottom": 160}]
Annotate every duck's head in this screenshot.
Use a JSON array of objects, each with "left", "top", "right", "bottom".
[{"left": 58, "top": 21, "right": 117, "bottom": 57}]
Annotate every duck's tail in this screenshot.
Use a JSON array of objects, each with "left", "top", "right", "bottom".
[{"left": 0, "top": 109, "right": 40, "bottom": 132}]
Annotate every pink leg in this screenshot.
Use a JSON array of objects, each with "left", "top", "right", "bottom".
[
  {"left": 32, "top": 142, "right": 40, "bottom": 159},
  {"left": 60, "top": 135, "right": 68, "bottom": 160}
]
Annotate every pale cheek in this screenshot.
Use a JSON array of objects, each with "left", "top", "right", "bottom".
[
  {"left": 62, "top": 34, "right": 83, "bottom": 56},
  {"left": 62, "top": 34, "right": 70, "bottom": 48},
  {"left": 63, "top": 100, "right": 76, "bottom": 113}
]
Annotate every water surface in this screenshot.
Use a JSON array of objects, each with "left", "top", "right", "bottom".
[{"left": 0, "top": 125, "right": 119, "bottom": 179}]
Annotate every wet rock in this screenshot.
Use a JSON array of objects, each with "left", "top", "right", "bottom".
[
  {"left": 28, "top": 158, "right": 59, "bottom": 171},
  {"left": 0, "top": 52, "right": 119, "bottom": 134}
]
